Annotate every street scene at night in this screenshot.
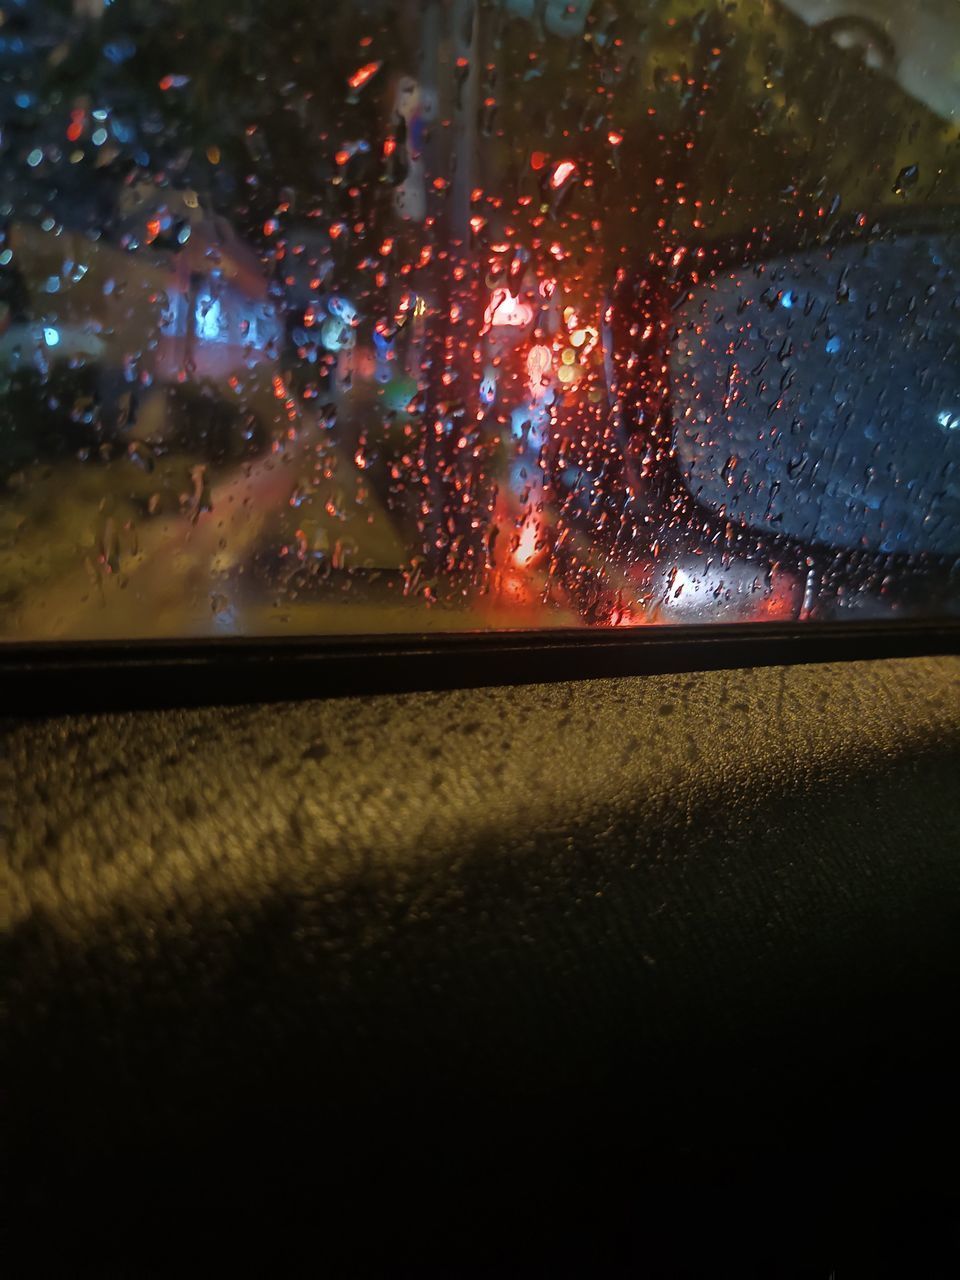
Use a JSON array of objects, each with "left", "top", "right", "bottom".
[
  {"left": 1, "top": 0, "right": 959, "bottom": 639},
  {"left": 7, "top": 6, "right": 960, "bottom": 1267}
]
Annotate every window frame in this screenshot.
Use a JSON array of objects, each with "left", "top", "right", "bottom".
[{"left": 1, "top": 618, "right": 956, "bottom": 715}]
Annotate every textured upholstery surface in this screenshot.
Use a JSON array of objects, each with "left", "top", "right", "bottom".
[{"left": 5, "top": 656, "right": 960, "bottom": 1270}]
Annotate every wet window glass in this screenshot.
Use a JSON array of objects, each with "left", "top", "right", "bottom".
[{"left": 2, "top": 0, "right": 958, "bottom": 639}]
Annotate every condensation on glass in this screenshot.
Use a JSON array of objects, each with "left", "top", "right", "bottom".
[{"left": 1, "top": 0, "right": 958, "bottom": 640}]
